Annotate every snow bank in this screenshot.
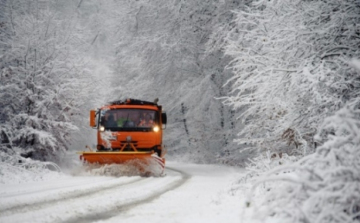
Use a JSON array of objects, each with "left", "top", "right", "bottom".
[{"left": 0, "top": 151, "right": 64, "bottom": 185}]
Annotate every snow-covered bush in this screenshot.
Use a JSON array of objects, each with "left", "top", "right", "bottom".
[
  {"left": 221, "top": 0, "right": 360, "bottom": 156},
  {"left": 246, "top": 104, "right": 360, "bottom": 223},
  {"left": 0, "top": 1, "right": 91, "bottom": 161},
  {"left": 244, "top": 151, "right": 298, "bottom": 180},
  {"left": 0, "top": 150, "right": 62, "bottom": 184}
]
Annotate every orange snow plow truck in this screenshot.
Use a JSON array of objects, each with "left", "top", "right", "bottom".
[{"left": 78, "top": 98, "right": 167, "bottom": 175}]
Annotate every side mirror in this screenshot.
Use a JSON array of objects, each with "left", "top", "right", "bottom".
[
  {"left": 161, "top": 113, "right": 167, "bottom": 125},
  {"left": 90, "top": 110, "right": 96, "bottom": 127}
]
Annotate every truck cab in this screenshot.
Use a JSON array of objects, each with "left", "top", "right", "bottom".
[{"left": 90, "top": 99, "right": 167, "bottom": 157}]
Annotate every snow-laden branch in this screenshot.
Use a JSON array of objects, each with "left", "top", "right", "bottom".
[{"left": 220, "top": 0, "right": 360, "bottom": 156}]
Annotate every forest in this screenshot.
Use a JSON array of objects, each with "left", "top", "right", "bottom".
[{"left": 1, "top": 0, "right": 359, "bottom": 222}]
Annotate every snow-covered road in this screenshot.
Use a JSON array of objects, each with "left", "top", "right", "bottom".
[{"left": 0, "top": 162, "right": 243, "bottom": 223}]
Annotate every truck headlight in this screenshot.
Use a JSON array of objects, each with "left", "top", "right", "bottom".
[
  {"left": 153, "top": 126, "right": 160, "bottom": 132},
  {"left": 99, "top": 126, "right": 105, "bottom": 132}
]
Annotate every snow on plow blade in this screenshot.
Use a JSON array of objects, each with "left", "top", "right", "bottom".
[{"left": 78, "top": 151, "right": 165, "bottom": 176}]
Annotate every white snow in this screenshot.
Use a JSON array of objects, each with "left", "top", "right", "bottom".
[
  {"left": 0, "top": 161, "right": 247, "bottom": 223},
  {"left": 99, "top": 162, "right": 244, "bottom": 223},
  {"left": 350, "top": 59, "right": 360, "bottom": 71}
]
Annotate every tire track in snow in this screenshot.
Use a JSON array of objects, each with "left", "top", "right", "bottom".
[
  {"left": 0, "top": 167, "right": 190, "bottom": 223},
  {"left": 0, "top": 177, "right": 144, "bottom": 215},
  {"left": 1, "top": 177, "right": 117, "bottom": 198},
  {"left": 65, "top": 167, "right": 190, "bottom": 223}
]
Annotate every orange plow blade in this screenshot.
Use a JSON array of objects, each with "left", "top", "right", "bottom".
[{"left": 78, "top": 151, "right": 165, "bottom": 176}]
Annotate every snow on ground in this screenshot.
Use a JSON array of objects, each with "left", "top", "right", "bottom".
[
  {"left": 100, "top": 162, "right": 245, "bottom": 223},
  {"left": 0, "top": 161, "right": 248, "bottom": 223}
]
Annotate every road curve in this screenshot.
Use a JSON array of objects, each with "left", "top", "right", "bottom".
[{"left": 66, "top": 167, "right": 190, "bottom": 223}]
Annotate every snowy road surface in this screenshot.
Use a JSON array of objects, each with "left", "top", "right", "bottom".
[{"left": 0, "top": 162, "right": 243, "bottom": 223}]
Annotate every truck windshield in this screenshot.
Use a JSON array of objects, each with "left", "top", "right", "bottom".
[{"left": 99, "top": 109, "right": 158, "bottom": 131}]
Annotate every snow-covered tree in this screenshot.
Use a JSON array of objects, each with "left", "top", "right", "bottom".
[
  {"left": 221, "top": 0, "right": 360, "bottom": 156},
  {"left": 220, "top": 1, "right": 360, "bottom": 220},
  {"left": 0, "top": 0, "right": 93, "bottom": 161}
]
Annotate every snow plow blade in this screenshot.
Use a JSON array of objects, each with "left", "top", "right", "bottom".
[
  {"left": 78, "top": 151, "right": 165, "bottom": 175},
  {"left": 78, "top": 151, "right": 163, "bottom": 165}
]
